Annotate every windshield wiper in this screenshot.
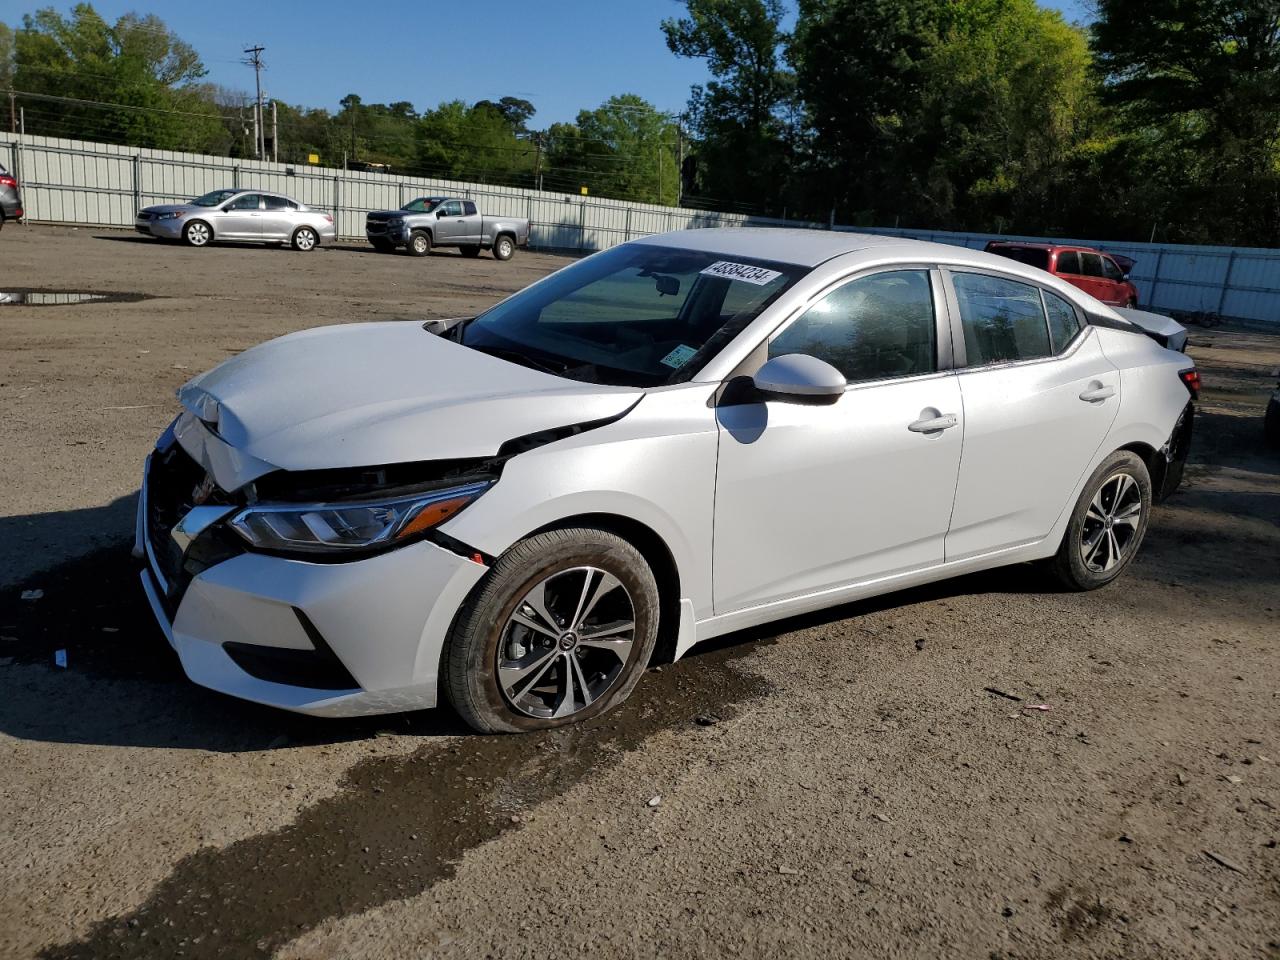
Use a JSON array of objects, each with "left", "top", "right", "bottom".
[{"left": 467, "top": 343, "right": 567, "bottom": 375}]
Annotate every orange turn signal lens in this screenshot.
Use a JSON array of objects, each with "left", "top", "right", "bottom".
[{"left": 395, "top": 494, "right": 479, "bottom": 540}]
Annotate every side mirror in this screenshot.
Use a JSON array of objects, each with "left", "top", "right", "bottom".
[
  {"left": 436, "top": 209, "right": 446, "bottom": 219},
  {"left": 752, "top": 354, "right": 846, "bottom": 405}
]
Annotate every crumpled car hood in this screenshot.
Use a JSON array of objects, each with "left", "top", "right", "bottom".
[{"left": 175, "top": 322, "right": 641, "bottom": 485}]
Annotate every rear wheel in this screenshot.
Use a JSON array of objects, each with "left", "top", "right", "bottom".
[
  {"left": 1049, "top": 450, "right": 1152, "bottom": 590},
  {"left": 406, "top": 231, "right": 431, "bottom": 257},
  {"left": 460, "top": 244, "right": 481, "bottom": 258},
  {"left": 444, "top": 528, "right": 660, "bottom": 733},
  {"left": 291, "top": 226, "right": 318, "bottom": 251},
  {"left": 183, "top": 220, "right": 212, "bottom": 247},
  {"left": 493, "top": 234, "right": 515, "bottom": 261}
]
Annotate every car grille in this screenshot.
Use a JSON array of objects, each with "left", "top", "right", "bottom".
[
  {"left": 144, "top": 443, "right": 239, "bottom": 614},
  {"left": 136, "top": 211, "right": 155, "bottom": 221}
]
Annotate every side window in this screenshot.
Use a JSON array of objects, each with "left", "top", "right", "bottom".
[
  {"left": 768, "top": 270, "right": 936, "bottom": 383},
  {"left": 1055, "top": 250, "right": 1080, "bottom": 275},
  {"left": 952, "top": 272, "right": 1051, "bottom": 366},
  {"left": 228, "top": 193, "right": 261, "bottom": 210},
  {"left": 1042, "top": 290, "right": 1082, "bottom": 353},
  {"left": 262, "top": 195, "right": 295, "bottom": 210},
  {"left": 463, "top": 200, "right": 477, "bottom": 216},
  {"left": 441, "top": 200, "right": 463, "bottom": 216},
  {"left": 1101, "top": 257, "right": 1124, "bottom": 281},
  {"left": 1079, "top": 253, "right": 1104, "bottom": 277}
]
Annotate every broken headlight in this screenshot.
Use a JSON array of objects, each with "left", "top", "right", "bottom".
[{"left": 228, "top": 480, "right": 492, "bottom": 555}]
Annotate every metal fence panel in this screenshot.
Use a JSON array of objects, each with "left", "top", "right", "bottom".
[{"left": 3, "top": 131, "right": 1277, "bottom": 325}]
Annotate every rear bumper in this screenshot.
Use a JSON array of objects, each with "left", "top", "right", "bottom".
[
  {"left": 136, "top": 217, "right": 184, "bottom": 239},
  {"left": 135, "top": 461, "right": 489, "bottom": 717}
]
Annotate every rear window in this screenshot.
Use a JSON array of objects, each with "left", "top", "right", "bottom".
[
  {"left": 988, "top": 246, "right": 1049, "bottom": 270},
  {"left": 1079, "top": 253, "right": 1104, "bottom": 277}
]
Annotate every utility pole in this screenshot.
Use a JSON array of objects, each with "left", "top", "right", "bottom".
[
  {"left": 243, "top": 45, "right": 266, "bottom": 160},
  {"left": 271, "top": 100, "right": 278, "bottom": 163},
  {"left": 8, "top": 90, "right": 15, "bottom": 134},
  {"left": 676, "top": 116, "right": 685, "bottom": 209}
]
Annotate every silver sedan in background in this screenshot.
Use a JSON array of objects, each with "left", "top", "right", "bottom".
[{"left": 135, "top": 189, "right": 336, "bottom": 250}]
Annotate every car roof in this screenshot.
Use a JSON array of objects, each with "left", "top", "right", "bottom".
[
  {"left": 631, "top": 227, "right": 916, "bottom": 268},
  {"left": 988, "top": 240, "right": 1110, "bottom": 256}
]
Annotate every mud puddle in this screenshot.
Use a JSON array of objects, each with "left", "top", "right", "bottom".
[
  {"left": 0, "top": 289, "right": 152, "bottom": 306},
  {"left": 14, "top": 547, "right": 771, "bottom": 960}
]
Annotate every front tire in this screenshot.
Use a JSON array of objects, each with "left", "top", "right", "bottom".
[
  {"left": 183, "top": 220, "right": 212, "bottom": 247},
  {"left": 1049, "top": 450, "right": 1152, "bottom": 590},
  {"left": 493, "top": 234, "right": 515, "bottom": 261},
  {"left": 406, "top": 231, "right": 431, "bottom": 257},
  {"left": 444, "top": 528, "right": 660, "bottom": 733}
]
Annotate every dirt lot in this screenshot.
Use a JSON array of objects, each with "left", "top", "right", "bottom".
[{"left": 1, "top": 225, "right": 1278, "bottom": 959}]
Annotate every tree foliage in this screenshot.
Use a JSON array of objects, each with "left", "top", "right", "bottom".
[{"left": 662, "top": 0, "right": 795, "bottom": 209}]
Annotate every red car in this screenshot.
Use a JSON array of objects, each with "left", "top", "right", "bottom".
[{"left": 984, "top": 241, "right": 1139, "bottom": 308}]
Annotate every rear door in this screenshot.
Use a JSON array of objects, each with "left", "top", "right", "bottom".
[
  {"left": 943, "top": 270, "right": 1120, "bottom": 559},
  {"left": 260, "top": 194, "right": 298, "bottom": 241},
  {"left": 1052, "top": 250, "right": 1092, "bottom": 299},
  {"left": 459, "top": 200, "right": 483, "bottom": 243},
  {"left": 215, "top": 193, "right": 263, "bottom": 240},
  {"left": 1098, "top": 255, "right": 1131, "bottom": 305},
  {"left": 1077, "top": 252, "right": 1110, "bottom": 302}
]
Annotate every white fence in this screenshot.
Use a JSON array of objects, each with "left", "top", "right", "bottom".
[{"left": 3, "top": 131, "right": 1278, "bottom": 325}]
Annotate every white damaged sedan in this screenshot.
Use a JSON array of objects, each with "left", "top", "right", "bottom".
[{"left": 136, "top": 229, "right": 1197, "bottom": 732}]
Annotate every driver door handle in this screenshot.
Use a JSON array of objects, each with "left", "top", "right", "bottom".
[
  {"left": 908, "top": 413, "right": 958, "bottom": 433},
  {"left": 1079, "top": 384, "right": 1116, "bottom": 403}
]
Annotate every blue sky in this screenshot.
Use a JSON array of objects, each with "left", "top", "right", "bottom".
[{"left": 2, "top": 0, "right": 1093, "bottom": 125}]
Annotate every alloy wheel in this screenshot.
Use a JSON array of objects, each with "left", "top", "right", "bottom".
[
  {"left": 496, "top": 566, "right": 636, "bottom": 719},
  {"left": 295, "top": 228, "right": 316, "bottom": 250},
  {"left": 1080, "top": 472, "right": 1142, "bottom": 573},
  {"left": 186, "top": 222, "right": 210, "bottom": 246}
]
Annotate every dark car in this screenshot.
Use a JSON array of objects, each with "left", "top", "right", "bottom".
[
  {"left": 985, "top": 241, "right": 1139, "bottom": 308},
  {"left": 0, "top": 163, "right": 22, "bottom": 231}
]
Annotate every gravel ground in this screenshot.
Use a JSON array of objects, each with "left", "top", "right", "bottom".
[{"left": 1, "top": 225, "right": 1277, "bottom": 959}]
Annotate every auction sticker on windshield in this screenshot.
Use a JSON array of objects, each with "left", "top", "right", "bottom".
[
  {"left": 660, "top": 344, "right": 699, "bottom": 368},
  {"left": 700, "top": 261, "right": 783, "bottom": 285}
]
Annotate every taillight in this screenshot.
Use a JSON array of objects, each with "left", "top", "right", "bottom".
[
  {"left": 0, "top": 175, "right": 16, "bottom": 189},
  {"left": 1179, "top": 368, "right": 1201, "bottom": 400}
]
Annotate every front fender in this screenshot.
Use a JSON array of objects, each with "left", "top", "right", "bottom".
[{"left": 439, "top": 389, "right": 719, "bottom": 619}]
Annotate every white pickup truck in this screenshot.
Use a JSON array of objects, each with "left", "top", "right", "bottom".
[{"left": 364, "top": 196, "right": 531, "bottom": 260}]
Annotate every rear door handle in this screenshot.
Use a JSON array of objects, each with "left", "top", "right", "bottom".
[
  {"left": 908, "top": 413, "right": 958, "bottom": 433},
  {"left": 1079, "top": 384, "right": 1116, "bottom": 403}
]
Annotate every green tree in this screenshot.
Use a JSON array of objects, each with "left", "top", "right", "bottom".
[
  {"left": 662, "top": 0, "right": 795, "bottom": 209},
  {"left": 1091, "top": 0, "right": 1280, "bottom": 245},
  {"left": 545, "top": 95, "right": 679, "bottom": 204},
  {"left": 790, "top": 0, "right": 1097, "bottom": 232},
  {"left": 13, "top": 4, "right": 222, "bottom": 150}
]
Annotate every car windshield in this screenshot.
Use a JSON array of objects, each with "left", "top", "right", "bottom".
[
  {"left": 455, "top": 243, "right": 806, "bottom": 387},
  {"left": 192, "top": 189, "right": 239, "bottom": 207},
  {"left": 401, "top": 197, "right": 444, "bottom": 213},
  {"left": 989, "top": 246, "right": 1050, "bottom": 270}
]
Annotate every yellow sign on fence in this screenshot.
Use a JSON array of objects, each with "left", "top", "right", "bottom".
[
  {"left": 307, "top": 153, "right": 319, "bottom": 165},
  {"left": 580, "top": 185, "right": 589, "bottom": 196}
]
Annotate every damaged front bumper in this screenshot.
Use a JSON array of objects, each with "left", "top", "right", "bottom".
[{"left": 134, "top": 442, "right": 489, "bottom": 717}]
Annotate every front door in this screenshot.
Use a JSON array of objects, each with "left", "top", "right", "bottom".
[
  {"left": 434, "top": 200, "right": 468, "bottom": 243},
  {"left": 216, "top": 193, "right": 263, "bottom": 240},
  {"left": 943, "top": 270, "right": 1121, "bottom": 559},
  {"left": 713, "top": 268, "right": 964, "bottom": 613}
]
